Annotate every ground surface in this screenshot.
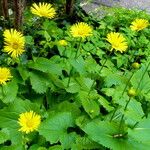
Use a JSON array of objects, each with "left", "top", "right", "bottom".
[{"left": 81, "top": 0, "right": 150, "bottom": 18}]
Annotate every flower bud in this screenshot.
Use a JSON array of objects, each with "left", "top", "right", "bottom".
[
  {"left": 132, "top": 62, "right": 140, "bottom": 69},
  {"left": 128, "top": 88, "right": 136, "bottom": 97}
]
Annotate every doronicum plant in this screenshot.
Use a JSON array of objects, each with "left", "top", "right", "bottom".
[{"left": 0, "top": 3, "right": 150, "bottom": 150}]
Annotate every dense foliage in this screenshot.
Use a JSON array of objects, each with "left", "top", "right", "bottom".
[{"left": 0, "top": 3, "right": 150, "bottom": 150}]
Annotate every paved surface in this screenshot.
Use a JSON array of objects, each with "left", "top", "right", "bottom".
[{"left": 81, "top": 0, "right": 150, "bottom": 19}]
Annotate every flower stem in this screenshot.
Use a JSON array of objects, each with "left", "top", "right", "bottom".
[
  {"left": 67, "top": 38, "right": 82, "bottom": 87},
  {"left": 110, "top": 70, "right": 134, "bottom": 122},
  {"left": 121, "top": 71, "right": 134, "bottom": 95},
  {"left": 118, "top": 61, "right": 150, "bottom": 130},
  {"left": 129, "top": 62, "right": 150, "bottom": 129},
  {"left": 119, "top": 97, "right": 131, "bottom": 131},
  {"left": 75, "top": 38, "right": 82, "bottom": 59},
  {"left": 135, "top": 61, "right": 150, "bottom": 92},
  {"left": 88, "top": 54, "right": 109, "bottom": 95}
]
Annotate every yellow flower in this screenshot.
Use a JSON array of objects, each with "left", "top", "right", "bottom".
[
  {"left": 31, "top": 2, "right": 56, "bottom": 19},
  {"left": 130, "top": 19, "right": 149, "bottom": 31},
  {"left": 0, "top": 67, "right": 12, "bottom": 85},
  {"left": 70, "top": 22, "right": 92, "bottom": 38},
  {"left": 3, "top": 29, "right": 25, "bottom": 58},
  {"left": 18, "top": 111, "right": 41, "bottom": 134},
  {"left": 106, "top": 32, "right": 128, "bottom": 53},
  {"left": 58, "top": 40, "right": 68, "bottom": 46}
]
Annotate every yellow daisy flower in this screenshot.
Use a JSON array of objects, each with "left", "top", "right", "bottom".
[
  {"left": 18, "top": 111, "right": 41, "bottom": 134},
  {"left": 3, "top": 29, "right": 25, "bottom": 58},
  {"left": 106, "top": 32, "right": 128, "bottom": 53},
  {"left": 130, "top": 19, "right": 149, "bottom": 31},
  {"left": 0, "top": 67, "right": 12, "bottom": 85},
  {"left": 70, "top": 22, "right": 92, "bottom": 38},
  {"left": 31, "top": 2, "right": 56, "bottom": 19},
  {"left": 58, "top": 40, "right": 68, "bottom": 46}
]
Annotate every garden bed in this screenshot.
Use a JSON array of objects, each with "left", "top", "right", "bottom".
[{"left": 0, "top": 1, "right": 150, "bottom": 150}]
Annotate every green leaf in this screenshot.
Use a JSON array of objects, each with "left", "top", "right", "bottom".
[
  {"left": 73, "top": 136, "right": 102, "bottom": 150},
  {"left": 18, "top": 66, "right": 29, "bottom": 81},
  {"left": 39, "top": 112, "right": 75, "bottom": 149},
  {"left": 124, "top": 99, "right": 144, "bottom": 125},
  {"left": 25, "top": 36, "right": 34, "bottom": 45},
  {"left": 75, "top": 77, "right": 94, "bottom": 92},
  {"left": 28, "top": 144, "right": 43, "bottom": 150},
  {"left": 104, "top": 72, "right": 126, "bottom": 87},
  {"left": 69, "top": 57, "right": 86, "bottom": 75},
  {"left": 97, "top": 95, "right": 113, "bottom": 112},
  {"left": 101, "top": 88, "right": 116, "bottom": 97},
  {"left": 43, "top": 30, "right": 51, "bottom": 41},
  {"left": 83, "top": 121, "right": 149, "bottom": 150},
  {"left": 0, "top": 128, "right": 9, "bottom": 144},
  {"left": 0, "top": 144, "right": 24, "bottom": 150},
  {"left": 63, "top": 78, "right": 80, "bottom": 93},
  {"left": 131, "top": 64, "right": 150, "bottom": 93},
  {"left": 128, "top": 117, "right": 150, "bottom": 145},
  {"left": 1, "top": 80, "right": 18, "bottom": 103},
  {"left": 30, "top": 71, "right": 52, "bottom": 94},
  {"left": 53, "top": 101, "right": 81, "bottom": 118},
  {"left": 48, "top": 145, "right": 63, "bottom": 150},
  {"left": 28, "top": 57, "right": 62, "bottom": 75},
  {"left": 78, "top": 91, "right": 100, "bottom": 118}
]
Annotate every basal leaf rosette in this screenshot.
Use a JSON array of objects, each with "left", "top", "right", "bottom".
[
  {"left": 3, "top": 29, "right": 25, "bottom": 58},
  {"left": 31, "top": 2, "right": 56, "bottom": 19}
]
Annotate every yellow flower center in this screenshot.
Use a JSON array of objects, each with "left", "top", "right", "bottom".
[
  {"left": 12, "top": 42, "right": 19, "bottom": 49},
  {"left": 137, "top": 24, "right": 143, "bottom": 30},
  {"left": 112, "top": 42, "right": 120, "bottom": 49},
  {"left": 26, "top": 120, "right": 34, "bottom": 128}
]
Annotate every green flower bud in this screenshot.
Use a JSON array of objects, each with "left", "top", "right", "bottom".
[
  {"left": 128, "top": 88, "right": 136, "bottom": 97},
  {"left": 132, "top": 62, "right": 140, "bottom": 69}
]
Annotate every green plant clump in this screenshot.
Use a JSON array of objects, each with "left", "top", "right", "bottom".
[{"left": 0, "top": 3, "right": 150, "bottom": 150}]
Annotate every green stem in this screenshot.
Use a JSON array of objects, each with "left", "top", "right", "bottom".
[
  {"left": 131, "top": 115, "right": 145, "bottom": 129},
  {"left": 67, "top": 68, "right": 73, "bottom": 87},
  {"left": 135, "top": 62, "right": 150, "bottom": 92},
  {"left": 22, "top": 134, "right": 27, "bottom": 150},
  {"left": 122, "top": 71, "right": 134, "bottom": 96},
  {"left": 119, "top": 60, "right": 149, "bottom": 128},
  {"left": 45, "top": 89, "right": 49, "bottom": 110},
  {"left": 130, "top": 62, "right": 150, "bottom": 129},
  {"left": 75, "top": 38, "right": 82, "bottom": 59},
  {"left": 67, "top": 38, "right": 82, "bottom": 87},
  {"left": 88, "top": 55, "right": 108, "bottom": 95},
  {"left": 88, "top": 49, "right": 113, "bottom": 95},
  {"left": 119, "top": 97, "right": 131, "bottom": 131},
  {"left": 110, "top": 69, "right": 134, "bottom": 122},
  {"left": 110, "top": 106, "right": 118, "bottom": 122}
]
